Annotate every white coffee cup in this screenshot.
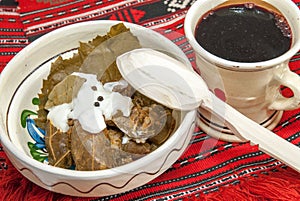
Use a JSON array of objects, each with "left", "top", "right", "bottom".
[{"left": 184, "top": 0, "right": 300, "bottom": 141}]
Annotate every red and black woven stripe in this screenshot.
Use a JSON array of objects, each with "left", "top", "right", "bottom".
[
  {"left": 0, "top": 2, "right": 28, "bottom": 72},
  {"left": 0, "top": 0, "right": 300, "bottom": 200}
]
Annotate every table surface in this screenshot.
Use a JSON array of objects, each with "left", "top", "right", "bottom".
[{"left": 1, "top": 0, "right": 300, "bottom": 200}]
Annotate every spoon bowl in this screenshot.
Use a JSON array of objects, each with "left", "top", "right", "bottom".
[{"left": 116, "top": 48, "right": 210, "bottom": 111}]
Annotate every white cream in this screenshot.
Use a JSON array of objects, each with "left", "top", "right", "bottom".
[
  {"left": 103, "top": 79, "right": 128, "bottom": 92},
  {"left": 47, "top": 103, "right": 72, "bottom": 132},
  {"left": 47, "top": 73, "right": 133, "bottom": 134}
]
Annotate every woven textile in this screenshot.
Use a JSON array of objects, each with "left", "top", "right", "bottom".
[{"left": 1, "top": 0, "right": 300, "bottom": 200}]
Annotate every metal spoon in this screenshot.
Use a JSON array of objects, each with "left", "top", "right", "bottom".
[{"left": 116, "top": 48, "right": 300, "bottom": 173}]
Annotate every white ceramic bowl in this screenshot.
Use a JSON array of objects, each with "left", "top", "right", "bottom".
[{"left": 0, "top": 20, "right": 196, "bottom": 197}]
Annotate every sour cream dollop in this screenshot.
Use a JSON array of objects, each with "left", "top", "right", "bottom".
[{"left": 47, "top": 73, "right": 133, "bottom": 134}]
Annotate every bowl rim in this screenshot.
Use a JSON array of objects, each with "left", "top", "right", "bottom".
[{"left": 0, "top": 20, "right": 196, "bottom": 179}]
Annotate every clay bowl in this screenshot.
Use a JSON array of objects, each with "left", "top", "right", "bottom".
[{"left": 0, "top": 20, "right": 196, "bottom": 197}]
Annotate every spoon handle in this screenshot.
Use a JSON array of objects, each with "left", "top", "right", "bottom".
[{"left": 200, "top": 91, "right": 300, "bottom": 173}]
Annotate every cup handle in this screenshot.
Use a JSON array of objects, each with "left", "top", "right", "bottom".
[{"left": 267, "top": 63, "right": 300, "bottom": 110}]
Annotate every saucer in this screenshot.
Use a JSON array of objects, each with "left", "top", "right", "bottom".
[{"left": 196, "top": 107, "right": 283, "bottom": 142}]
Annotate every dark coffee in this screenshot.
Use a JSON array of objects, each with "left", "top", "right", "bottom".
[{"left": 195, "top": 3, "right": 292, "bottom": 62}]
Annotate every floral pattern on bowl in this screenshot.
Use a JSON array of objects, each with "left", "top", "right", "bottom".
[{"left": 21, "top": 97, "right": 48, "bottom": 163}]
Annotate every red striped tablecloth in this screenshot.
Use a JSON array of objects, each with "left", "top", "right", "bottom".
[{"left": 1, "top": 0, "right": 300, "bottom": 200}]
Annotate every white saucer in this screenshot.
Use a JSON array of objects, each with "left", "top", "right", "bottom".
[{"left": 196, "top": 108, "right": 283, "bottom": 142}]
